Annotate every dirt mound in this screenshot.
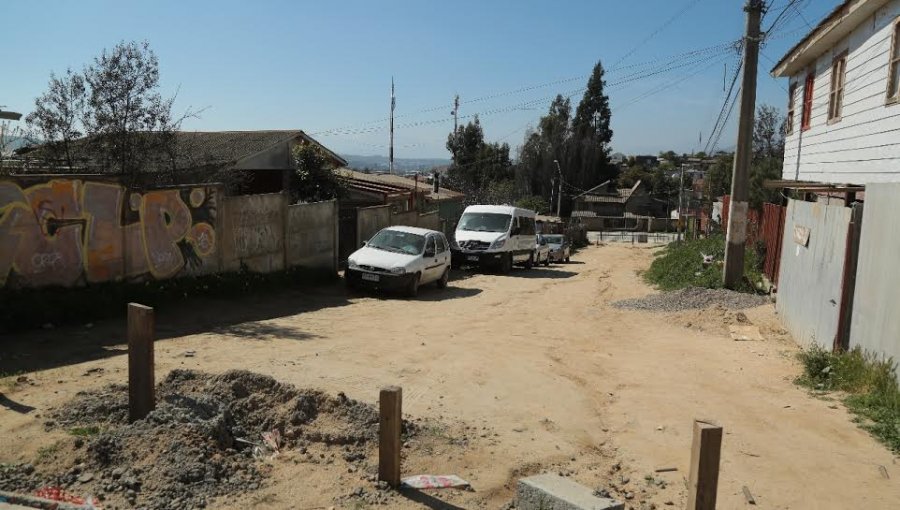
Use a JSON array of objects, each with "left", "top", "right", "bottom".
[{"left": 1, "top": 369, "right": 414, "bottom": 510}]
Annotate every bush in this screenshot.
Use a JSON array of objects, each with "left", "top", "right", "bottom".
[
  {"left": 797, "top": 346, "right": 900, "bottom": 452},
  {"left": 642, "top": 235, "right": 762, "bottom": 292}
]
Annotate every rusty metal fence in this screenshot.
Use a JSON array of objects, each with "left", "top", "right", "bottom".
[{"left": 721, "top": 196, "right": 786, "bottom": 284}]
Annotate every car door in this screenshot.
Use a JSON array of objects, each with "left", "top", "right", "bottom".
[
  {"left": 422, "top": 235, "right": 441, "bottom": 283},
  {"left": 436, "top": 233, "right": 451, "bottom": 272}
]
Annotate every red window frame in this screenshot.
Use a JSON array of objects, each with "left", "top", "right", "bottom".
[{"left": 801, "top": 73, "right": 815, "bottom": 131}]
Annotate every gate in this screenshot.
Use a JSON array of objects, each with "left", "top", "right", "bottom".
[{"left": 338, "top": 208, "right": 358, "bottom": 264}]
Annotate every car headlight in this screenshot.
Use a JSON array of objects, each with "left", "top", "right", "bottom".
[
  {"left": 389, "top": 267, "right": 406, "bottom": 275},
  {"left": 348, "top": 259, "right": 360, "bottom": 270},
  {"left": 490, "top": 237, "right": 507, "bottom": 249}
]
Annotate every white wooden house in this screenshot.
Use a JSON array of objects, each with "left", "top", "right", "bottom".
[{"left": 772, "top": 0, "right": 900, "bottom": 184}]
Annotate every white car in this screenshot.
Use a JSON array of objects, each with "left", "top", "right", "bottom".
[
  {"left": 534, "top": 235, "right": 551, "bottom": 266},
  {"left": 346, "top": 226, "right": 451, "bottom": 297}
]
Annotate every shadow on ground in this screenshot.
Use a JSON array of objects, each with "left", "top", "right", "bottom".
[
  {"left": 1, "top": 284, "right": 352, "bottom": 374},
  {"left": 400, "top": 489, "right": 468, "bottom": 510}
]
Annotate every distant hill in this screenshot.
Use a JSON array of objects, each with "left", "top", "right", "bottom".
[{"left": 342, "top": 154, "right": 450, "bottom": 173}]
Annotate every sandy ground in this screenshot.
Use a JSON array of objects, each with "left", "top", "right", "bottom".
[{"left": 2, "top": 243, "right": 898, "bottom": 509}]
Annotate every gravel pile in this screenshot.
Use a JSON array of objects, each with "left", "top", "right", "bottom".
[
  {"left": 1, "top": 369, "right": 416, "bottom": 510},
  {"left": 612, "top": 287, "right": 768, "bottom": 312}
]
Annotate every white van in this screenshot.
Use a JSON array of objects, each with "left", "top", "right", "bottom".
[{"left": 451, "top": 205, "right": 537, "bottom": 273}]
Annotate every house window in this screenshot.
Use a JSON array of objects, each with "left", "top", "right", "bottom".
[
  {"left": 786, "top": 82, "right": 798, "bottom": 135},
  {"left": 888, "top": 20, "right": 900, "bottom": 102},
  {"left": 802, "top": 72, "right": 815, "bottom": 131},
  {"left": 828, "top": 52, "right": 847, "bottom": 122}
]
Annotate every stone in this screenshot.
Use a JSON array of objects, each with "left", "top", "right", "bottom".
[
  {"left": 78, "top": 472, "right": 94, "bottom": 483},
  {"left": 517, "top": 474, "right": 624, "bottom": 510}
]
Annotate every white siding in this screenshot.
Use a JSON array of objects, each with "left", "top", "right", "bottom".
[{"left": 782, "top": 0, "right": 900, "bottom": 184}]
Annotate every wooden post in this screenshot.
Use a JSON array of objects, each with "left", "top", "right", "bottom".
[
  {"left": 686, "top": 420, "right": 723, "bottom": 510},
  {"left": 128, "top": 303, "right": 155, "bottom": 422},
  {"left": 378, "top": 386, "right": 402, "bottom": 487}
]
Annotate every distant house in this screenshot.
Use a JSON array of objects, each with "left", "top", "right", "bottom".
[
  {"left": 17, "top": 129, "right": 347, "bottom": 195},
  {"left": 772, "top": 0, "right": 900, "bottom": 185},
  {"left": 334, "top": 167, "right": 465, "bottom": 230},
  {"left": 571, "top": 180, "right": 665, "bottom": 223}
]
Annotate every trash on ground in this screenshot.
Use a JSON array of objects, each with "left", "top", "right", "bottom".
[
  {"left": 729, "top": 325, "right": 763, "bottom": 341},
  {"left": 401, "top": 475, "right": 471, "bottom": 490}
]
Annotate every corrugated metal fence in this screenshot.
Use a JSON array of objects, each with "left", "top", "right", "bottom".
[{"left": 721, "top": 196, "right": 786, "bottom": 284}]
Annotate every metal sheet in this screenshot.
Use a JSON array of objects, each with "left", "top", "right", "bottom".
[{"left": 776, "top": 199, "right": 851, "bottom": 349}]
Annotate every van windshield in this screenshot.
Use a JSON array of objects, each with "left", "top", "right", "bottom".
[
  {"left": 458, "top": 212, "right": 512, "bottom": 233},
  {"left": 367, "top": 229, "right": 426, "bottom": 255}
]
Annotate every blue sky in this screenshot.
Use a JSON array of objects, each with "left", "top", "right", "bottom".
[{"left": 2, "top": 0, "right": 840, "bottom": 159}]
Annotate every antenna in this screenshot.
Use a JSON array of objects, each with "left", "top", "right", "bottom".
[{"left": 390, "top": 78, "right": 395, "bottom": 174}]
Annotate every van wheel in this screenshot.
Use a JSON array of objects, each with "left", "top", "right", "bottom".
[
  {"left": 565, "top": 256, "right": 570, "bottom": 263},
  {"left": 525, "top": 253, "right": 534, "bottom": 269},
  {"left": 406, "top": 273, "right": 420, "bottom": 297},
  {"left": 436, "top": 268, "right": 449, "bottom": 289},
  {"left": 543, "top": 256, "right": 550, "bottom": 267},
  {"left": 499, "top": 254, "right": 512, "bottom": 274}
]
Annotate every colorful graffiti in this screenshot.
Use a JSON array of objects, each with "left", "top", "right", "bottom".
[{"left": 0, "top": 179, "right": 218, "bottom": 288}]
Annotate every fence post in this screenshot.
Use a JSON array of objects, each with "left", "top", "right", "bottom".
[
  {"left": 128, "top": 303, "right": 155, "bottom": 422},
  {"left": 686, "top": 420, "right": 723, "bottom": 510},
  {"left": 379, "top": 386, "right": 402, "bottom": 487}
]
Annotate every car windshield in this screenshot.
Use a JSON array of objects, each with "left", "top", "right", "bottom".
[
  {"left": 458, "top": 212, "right": 512, "bottom": 233},
  {"left": 545, "top": 235, "right": 565, "bottom": 244},
  {"left": 367, "top": 229, "right": 426, "bottom": 255}
]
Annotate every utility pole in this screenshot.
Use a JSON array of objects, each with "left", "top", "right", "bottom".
[
  {"left": 450, "top": 94, "right": 460, "bottom": 160},
  {"left": 390, "top": 78, "right": 395, "bottom": 174},
  {"left": 553, "top": 159, "right": 563, "bottom": 217},
  {"left": 550, "top": 177, "right": 556, "bottom": 217},
  {"left": 678, "top": 163, "right": 686, "bottom": 241},
  {"left": 723, "top": 0, "right": 763, "bottom": 288}
]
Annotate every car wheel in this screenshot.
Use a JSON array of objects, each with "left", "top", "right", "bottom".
[
  {"left": 436, "top": 268, "right": 449, "bottom": 289},
  {"left": 565, "top": 256, "right": 570, "bottom": 263},
  {"left": 499, "top": 253, "right": 512, "bottom": 274},
  {"left": 525, "top": 253, "right": 534, "bottom": 269},
  {"left": 406, "top": 273, "right": 420, "bottom": 298},
  {"left": 544, "top": 256, "right": 550, "bottom": 267}
]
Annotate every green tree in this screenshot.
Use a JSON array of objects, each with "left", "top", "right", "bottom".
[
  {"left": 570, "top": 60, "right": 614, "bottom": 190},
  {"left": 289, "top": 143, "right": 344, "bottom": 203},
  {"left": 515, "top": 195, "right": 550, "bottom": 214},
  {"left": 446, "top": 116, "right": 513, "bottom": 196}
]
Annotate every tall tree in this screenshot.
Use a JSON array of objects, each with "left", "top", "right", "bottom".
[
  {"left": 445, "top": 116, "right": 514, "bottom": 204},
  {"left": 25, "top": 69, "right": 86, "bottom": 168},
  {"left": 570, "top": 60, "right": 614, "bottom": 189}
]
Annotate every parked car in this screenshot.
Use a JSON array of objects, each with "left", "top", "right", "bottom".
[
  {"left": 346, "top": 226, "right": 451, "bottom": 297},
  {"left": 544, "top": 234, "right": 570, "bottom": 263},
  {"left": 534, "top": 234, "right": 551, "bottom": 266},
  {"left": 451, "top": 205, "right": 537, "bottom": 273}
]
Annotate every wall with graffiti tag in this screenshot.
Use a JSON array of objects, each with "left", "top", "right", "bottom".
[{"left": 0, "top": 178, "right": 221, "bottom": 288}]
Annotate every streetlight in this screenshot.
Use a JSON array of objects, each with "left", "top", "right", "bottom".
[
  {"left": 0, "top": 109, "right": 23, "bottom": 121},
  {"left": 553, "top": 159, "right": 562, "bottom": 217}
]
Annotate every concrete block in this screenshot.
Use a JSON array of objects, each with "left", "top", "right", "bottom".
[{"left": 517, "top": 474, "right": 624, "bottom": 510}]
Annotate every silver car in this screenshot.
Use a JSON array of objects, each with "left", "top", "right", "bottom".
[
  {"left": 543, "top": 234, "right": 570, "bottom": 263},
  {"left": 534, "top": 235, "right": 551, "bottom": 266}
]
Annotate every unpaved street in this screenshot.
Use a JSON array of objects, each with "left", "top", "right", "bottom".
[{"left": 2, "top": 244, "right": 898, "bottom": 509}]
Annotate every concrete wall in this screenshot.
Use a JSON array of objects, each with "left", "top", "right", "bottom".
[
  {"left": 850, "top": 183, "right": 900, "bottom": 366},
  {"left": 776, "top": 199, "right": 852, "bottom": 349},
  {"left": 0, "top": 177, "right": 222, "bottom": 288},
  {"left": 221, "top": 192, "right": 285, "bottom": 273},
  {"left": 357, "top": 205, "right": 392, "bottom": 246},
  {"left": 286, "top": 200, "right": 338, "bottom": 271},
  {"left": 783, "top": 0, "right": 900, "bottom": 184}
]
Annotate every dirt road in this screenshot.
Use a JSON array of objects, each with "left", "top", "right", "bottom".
[{"left": 2, "top": 243, "right": 898, "bottom": 509}]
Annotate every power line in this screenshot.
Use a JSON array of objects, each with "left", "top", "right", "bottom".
[
  {"left": 703, "top": 56, "right": 743, "bottom": 154},
  {"left": 609, "top": 0, "right": 707, "bottom": 71}
]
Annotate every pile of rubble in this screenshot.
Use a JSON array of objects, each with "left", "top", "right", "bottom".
[
  {"left": 612, "top": 287, "right": 768, "bottom": 313},
  {"left": 0, "top": 369, "right": 416, "bottom": 510}
]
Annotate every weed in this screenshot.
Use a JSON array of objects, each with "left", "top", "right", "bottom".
[
  {"left": 796, "top": 346, "right": 900, "bottom": 452},
  {"left": 35, "top": 441, "right": 62, "bottom": 462},
  {"left": 68, "top": 426, "right": 101, "bottom": 437},
  {"left": 642, "top": 235, "right": 763, "bottom": 292}
]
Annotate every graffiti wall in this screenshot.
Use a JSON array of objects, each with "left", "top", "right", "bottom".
[
  {"left": 221, "top": 192, "right": 285, "bottom": 274},
  {"left": 0, "top": 178, "right": 221, "bottom": 288}
]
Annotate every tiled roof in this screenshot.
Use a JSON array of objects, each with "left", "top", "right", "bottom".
[{"left": 335, "top": 168, "right": 464, "bottom": 201}]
